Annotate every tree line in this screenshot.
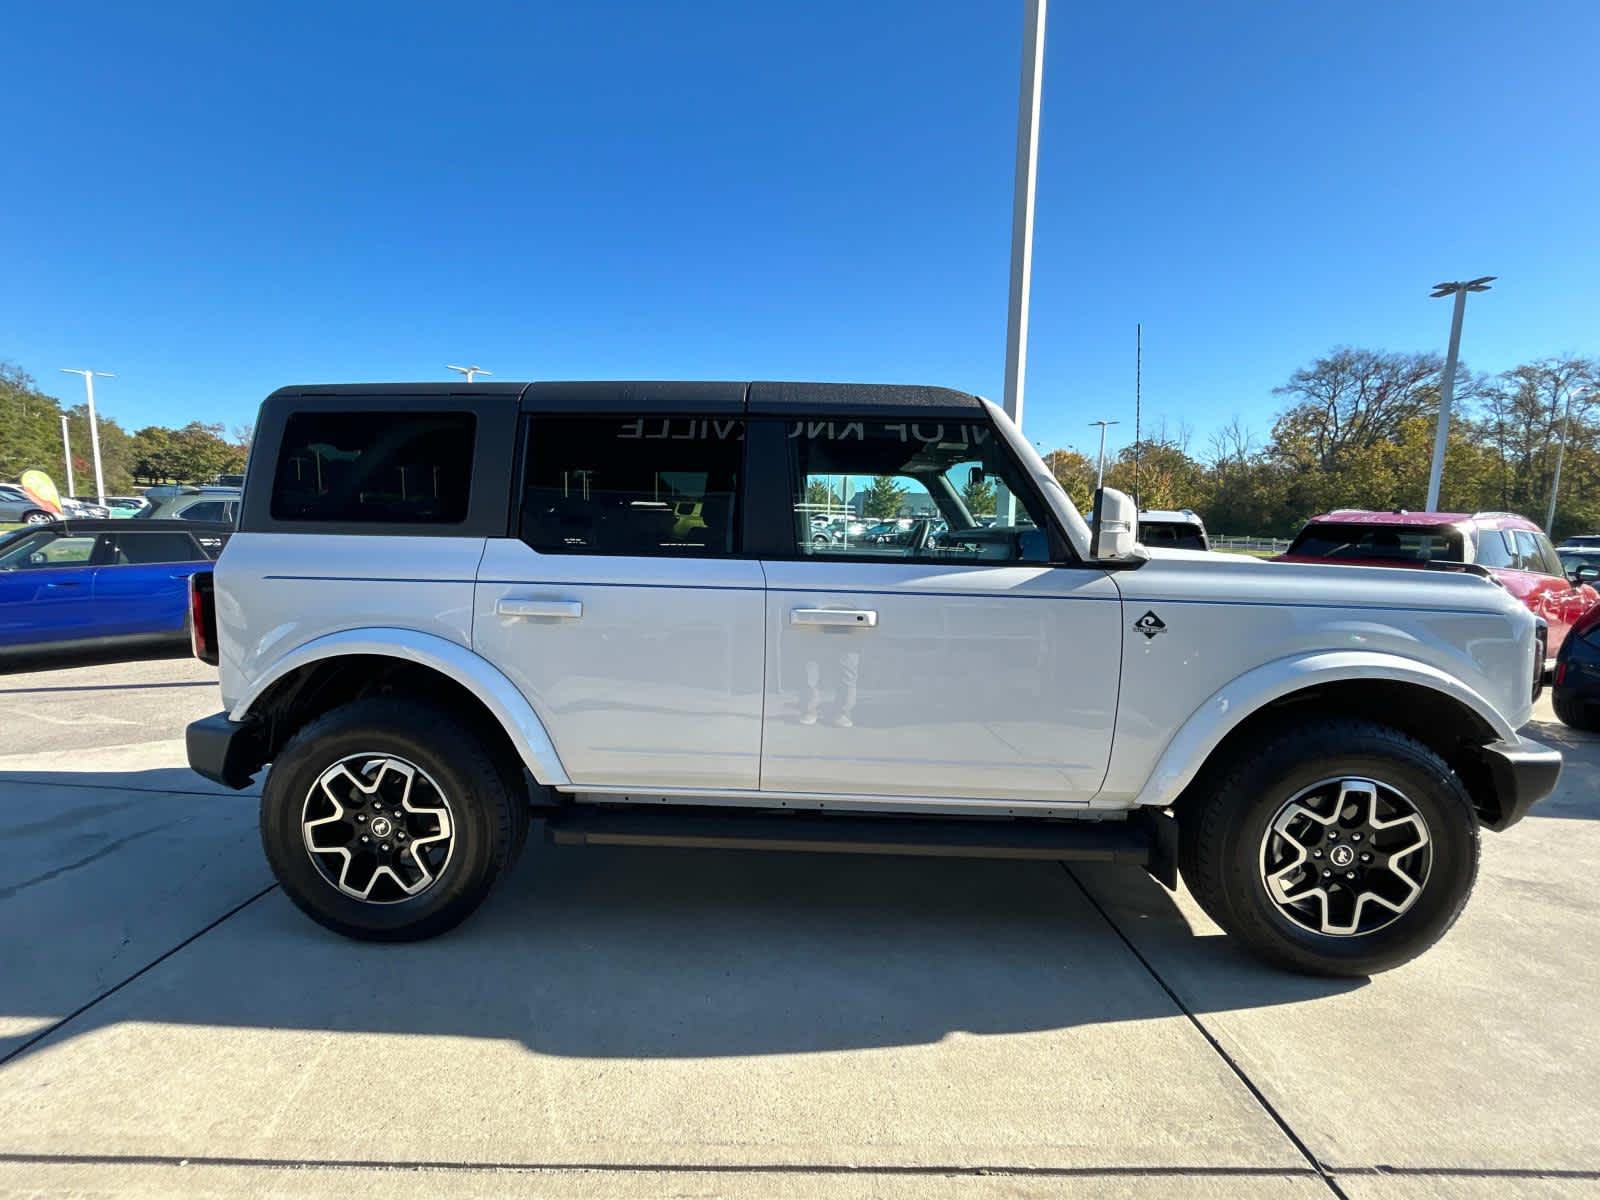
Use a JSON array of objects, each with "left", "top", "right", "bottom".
[
  {"left": 6, "top": 350, "right": 1595, "bottom": 536},
  {"left": 1040, "top": 348, "right": 1599, "bottom": 540},
  {"left": 0, "top": 362, "right": 249, "bottom": 495}
]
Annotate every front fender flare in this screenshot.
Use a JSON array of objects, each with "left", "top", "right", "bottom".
[
  {"left": 1129, "top": 650, "right": 1517, "bottom": 809},
  {"left": 230, "top": 627, "right": 571, "bottom": 787}
]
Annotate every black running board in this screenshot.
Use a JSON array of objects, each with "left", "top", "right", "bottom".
[{"left": 545, "top": 805, "right": 1175, "bottom": 881}]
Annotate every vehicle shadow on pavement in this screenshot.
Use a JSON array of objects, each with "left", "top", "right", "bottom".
[
  {"left": 2, "top": 825, "right": 1365, "bottom": 1064},
  {"left": 1525, "top": 718, "right": 1600, "bottom": 821}
]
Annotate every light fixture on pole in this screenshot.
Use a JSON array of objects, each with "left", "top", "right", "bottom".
[
  {"left": 1424, "top": 276, "right": 1494, "bottom": 511},
  {"left": 60, "top": 415, "right": 76, "bottom": 497},
  {"left": 1089, "top": 419, "right": 1119, "bottom": 489},
  {"left": 1547, "top": 385, "right": 1593, "bottom": 532},
  {"left": 447, "top": 364, "right": 491, "bottom": 383},
  {"left": 59, "top": 369, "right": 114, "bottom": 506}
]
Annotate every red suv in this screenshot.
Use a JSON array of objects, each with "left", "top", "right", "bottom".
[{"left": 1278, "top": 510, "right": 1600, "bottom": 666}]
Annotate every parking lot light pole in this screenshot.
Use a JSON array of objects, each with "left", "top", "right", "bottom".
[
  {"left": 998, "top": 0, "right": 1046, "bottom": 526},
  {"left": 1425, "top": 277, "right": 1494, "bottom": 511},
  {"left": 1546, "top": 386, "right": 1593, "bottom": 532},
  {"left": 1089, "top": 419, "right": 1119, "bottom": 489},
  {"left": 60, "top": 369, "right": 114, "bottom": 506},
  {"left": 447, "top": 365, "right": 491, "bottom": 383},
  {"left": 60, "top": 415, "right": 76, "bottom": 497}
]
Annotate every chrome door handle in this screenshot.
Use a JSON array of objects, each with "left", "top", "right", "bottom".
[
  {"left": 790, "top": 607, "right": 878, "bottom": 628},
  {"left": 497, "top": 597, "right": 583, "bottom": 620}
]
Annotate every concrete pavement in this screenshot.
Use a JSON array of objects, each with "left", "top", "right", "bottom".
[{"left": 0, "top": 656, "right": 1596, "bottom": 1197}]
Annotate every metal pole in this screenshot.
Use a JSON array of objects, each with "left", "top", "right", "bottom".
[
  {"left": 1089, "top": 419, "right": 1118, "bottom": 489},
  {"left": 998, "top": 0, "right": 1046, "bottom": 527},
  {"left": 60, "top": 416, "right": 75, "bottom": 497},
  {"left": 1425, "top": 288, "right": 1469, "bottom": 511},
  {"left": 84, "top": 373, "right": 107, "bottom": 506},
  {"left": 1002, "top": 0, "right": 1046, "bottom": 432},
  {"left": 1546, "top": 387, "right": 1579, "bottom": 532}
]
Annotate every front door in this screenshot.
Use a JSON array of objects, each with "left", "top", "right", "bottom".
[
  {"left": 475, "top": 402, "right": 764, "bottom": 792},
  {"left": 756, "top": 414, "right": 1122, "bottom": 805},
  {"left": 0, "top": 529, "right": 101, "bottom": 649}
]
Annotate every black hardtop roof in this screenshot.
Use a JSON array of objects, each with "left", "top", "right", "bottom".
[{"left": 266, "top": 380, "right": 987, "bottom": 418}]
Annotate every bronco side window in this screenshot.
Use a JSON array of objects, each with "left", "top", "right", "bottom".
[
  {"left": 520, "top": 415, "right": 743, "bottom": 556},
  {"left": 270, "top": 411, "right": 476, "bottom": 524},
  {"left": 785, "top": 417, "right": 1049, "bottom": 563}
]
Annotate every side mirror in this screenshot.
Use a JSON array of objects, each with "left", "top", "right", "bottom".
[
  {"left": 1090, "top": 486, "right": 1140, "bottom": 561},
  {"left": 1576, "top": 565, "right": 1600, "bottom": 586}
]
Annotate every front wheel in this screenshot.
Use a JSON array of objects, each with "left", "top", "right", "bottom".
[
  {"left": 260, "top": 697, "right": 527, "bottom": 941},
  {"left": 23, "top": 510, "right": 51, "bottom": 525},
  {"left": 1179, "top": 719, "right": 1479, "bottom": 976}
]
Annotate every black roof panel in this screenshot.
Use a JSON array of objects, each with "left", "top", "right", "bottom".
[
  {"left": 747, "top": 381, "right": 984, "bottom": 419},
  {"left": 521, "top": 381, "right": 747, "bottom": 414}
]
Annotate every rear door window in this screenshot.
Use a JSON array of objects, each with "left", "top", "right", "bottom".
[
  {"left": 271, "top": 411, "right": 476, "bottom": 524},
  {"left": 520, "top": 415, "right": 743, "bottom": 556},
  {"left": 105, "top": 531, "right": 202, "bottom": 564}
]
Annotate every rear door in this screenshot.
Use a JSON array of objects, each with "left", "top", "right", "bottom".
[
  {"left": 91, "top": 529, "right": 208, "bottom": 638},
  {"left": 474, "top": 385, "right": 766, "bottom": 792},
  {"left": 749, "top": 403, "right": 1123, "bottom": 806}
]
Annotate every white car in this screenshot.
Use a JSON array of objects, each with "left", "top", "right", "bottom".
[{"left": 186, "top": 381, "right": 1559, "bottom": 975}]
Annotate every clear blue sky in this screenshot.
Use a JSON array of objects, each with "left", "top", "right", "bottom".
[{"left": 3, "top": 0, "right": 1596, "bottom": 460}]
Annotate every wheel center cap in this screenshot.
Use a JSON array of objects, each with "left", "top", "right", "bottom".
[
  {"left": 369, "top": 816, "right": 394, "bottom": 839},
  {"left": 1328, "top": 843, "right": 1355, "bottom": 868}
]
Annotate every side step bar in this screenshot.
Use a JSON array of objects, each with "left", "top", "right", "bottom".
[{"left": 544, "top": 806, "right": 1177, "bottom": 885}]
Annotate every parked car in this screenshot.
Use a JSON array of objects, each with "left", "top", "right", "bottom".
[
  {"left": 1551, "top": 600, "right": 1600, "bottom": 731},
  {"left": 185, "top": 380, "right": 1558, "bottom": 976},
  {"left": 1277, "top": 510, "right": 1599, "bottom": 666},
  {"left": 143, "top": 486, "right": 242, "bottom": 524},
  {"left": 0, "top": 483, "right": 57, "bottom": 525},
  {"left": 1138, "top": 509, "right": 1209, "bottom": 551},
  {"left": 0, "top": 519, "right": 231, "bottom": 657},
  {"left": 76, "top": 495, "right": 149, "bottom": 518},
  {"left": 60, "top": 497, "right": 110, "bottom": 519},
  {"left": 1557, "top": 547, "right": 1600, "bottom": 586}
]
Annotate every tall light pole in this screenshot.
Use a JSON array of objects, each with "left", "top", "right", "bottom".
[
  {"left": 1424, "top": 277, "right": 1494, "bottom": 511},
  {"left": 1089, "top": 419, "right": 1119, "bottom": 489},
  {"left": 1546, "top": 385, "right": 1592, "bottom": 532},
  {"left": 60, "top": 415, "right": 76, "bottom": 497},
  {"left": 60, "top": 369, "right": 114, "bottom": 506},
  {"left": 447, "top": 364, "right": 491, "bottom": 383},
  {"left": 997, "top": 0, "right": 1046, "bottom": 526}
]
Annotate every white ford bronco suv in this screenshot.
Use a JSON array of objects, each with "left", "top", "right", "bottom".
[{"left": 187, "top": 381, "right": 1560, "bottom": 975}]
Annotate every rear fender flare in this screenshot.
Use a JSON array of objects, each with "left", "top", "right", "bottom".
[{"left": 230, "top": 627, "right": 570, "bottom": 787}]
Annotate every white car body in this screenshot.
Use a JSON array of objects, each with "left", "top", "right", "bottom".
[{"left": 210, "top": 394, "right": 1538, "bottom": 821}]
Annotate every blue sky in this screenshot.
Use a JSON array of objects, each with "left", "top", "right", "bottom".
[{"left": 3, "top": 0, "right": 1596, "bottom": 460}]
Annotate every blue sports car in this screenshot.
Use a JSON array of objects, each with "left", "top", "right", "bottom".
[{"left": 0, "top": 519, "right": 230, "bottom": 657}]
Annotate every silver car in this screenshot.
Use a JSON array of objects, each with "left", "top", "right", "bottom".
[{"left": 0, "top": 484, "right": 60, "bottom": 525}]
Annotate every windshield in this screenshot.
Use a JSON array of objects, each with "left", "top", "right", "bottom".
[{"left": 1286, "top": 522, "right": 1464, "bottom": 563}]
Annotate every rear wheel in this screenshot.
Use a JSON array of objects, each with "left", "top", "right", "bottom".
[
  {"left": 1180, "top": 719, "right": 1478, "bottom": 976},
  {"left": 260, "top": 697, "right": 527, "bottom": 941},
  {"left": 1553, "top": 687, "right": 1600, "bottom": 732},
  {"left": 22, "top": 510, "right": 50, "bottom": 525}
]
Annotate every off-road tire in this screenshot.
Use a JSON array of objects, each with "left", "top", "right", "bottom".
[
  {"left": 1552, "top": 687, "right": 1600, "bottom": 732},
  {"left": 260, "top": 696, "right": 527, "bottom": 941},
  {"left": 1179, "top": 719, "right": 1479, "bottom": 976}
]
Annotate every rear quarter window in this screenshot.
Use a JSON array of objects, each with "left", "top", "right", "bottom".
[{"left": 271, "top": 412, "right": 476, "bottom": 524}]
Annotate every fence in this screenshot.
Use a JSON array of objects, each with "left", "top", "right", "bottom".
[{"left": 1212, "top": 534, "right": 1292, "bottom": 554}]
